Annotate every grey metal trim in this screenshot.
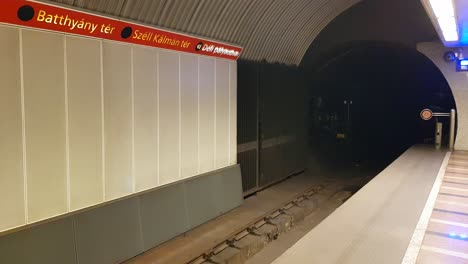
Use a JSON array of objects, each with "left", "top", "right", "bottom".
[
  {"left": 450, "top": 109, "right": 456, "bottom": 151},
  {"left": 261, "top": 135, "right": 296, "bottom": 149},
  {"left": 237, "top": 141, "right": 258, "bottom": 153},
  {"left": 0, "top": 164, "right": 240, "bottom": 238},
  {"left": 237, "top": 135, "right": 296, "bottom": 153},
  {"left": 0, "top": 165, "right": 244, "bottom": 264}
]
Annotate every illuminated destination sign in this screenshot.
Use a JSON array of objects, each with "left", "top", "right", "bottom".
[
  {"left": 457, "top": 59, "right": 468, "bottom": 72},
  {"left": 0, "top": 0, "right": 242, "bottom": 60}
]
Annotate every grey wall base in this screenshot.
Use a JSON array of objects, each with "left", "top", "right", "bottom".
[{"left": 0, "top": 165, "right": 243, "bottom": 264}]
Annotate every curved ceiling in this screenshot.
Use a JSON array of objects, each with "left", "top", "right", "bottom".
[{"left": 43, "top": 0, "right": 361, "bottom": 65}]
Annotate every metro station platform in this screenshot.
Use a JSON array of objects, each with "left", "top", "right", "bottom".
[{"left": 272, "top": 145, "right": 468, "bottom": 264}]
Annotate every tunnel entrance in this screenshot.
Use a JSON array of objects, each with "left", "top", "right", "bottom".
[{"left": 308, "top": 42, "right": 456, "bottom": 173}]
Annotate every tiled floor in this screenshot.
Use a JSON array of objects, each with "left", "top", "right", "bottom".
[{"left": 416, "top": 151, "right": 468, "bottom": 263}]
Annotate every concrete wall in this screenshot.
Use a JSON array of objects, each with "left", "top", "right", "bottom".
[
  {"left": 0, "top": 24, "right": 238, "bottom": 232},
  {"left": 236, "top": 62, "right": 307, "bottom": 194},
  {"left": 301, "top": 0, "right": 437, "bottom": 70},
  {"left": 417, "top": 42, "right": 468, "bottom": 150}
]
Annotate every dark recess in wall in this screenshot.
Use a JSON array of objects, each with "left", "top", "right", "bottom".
[{"left": 237, "top": 60, "right": 307, "bottom": 193}]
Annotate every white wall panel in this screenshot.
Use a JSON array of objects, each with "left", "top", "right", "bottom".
[
  {"left": 133, "top": 47, "right": 158, "bottom": 191},
  {"left": 229, "top": 62, "right": 238, "bottom": 165},
  {"left": 23, "top": 30, "right": 67, "bottom": 222},
  {"left": 215, "top": 60, "right": 230, "bottom": 168},
  {"left": 158, "top": 51, "right": 180, "bottom": 184},
  {"left": 0, "top": 25, "right": 238, "bottom": 234},
  {"left": 0, "top": 26, "right": 24, "bottom": 230},
  {"left": 180, "top": 54, "right": 199, "bottom": 178},
  {"left": 103, "top": 42, "right": 133, "bottom": 199},
  {"left": 199, "top": 57, "right": 216, "bottom": 173},
  {"left": 66, "top": 36, "right": 103, "bottom": 210},
  {"left": 418, "top": 43, "right": 468, "bottom": 150}
]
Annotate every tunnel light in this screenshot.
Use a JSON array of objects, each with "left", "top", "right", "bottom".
[
  {"left": 449, "top": 232, "right": 457, "bottom": 237},
  {"left": 429, "top": 0, "right": 459, "bottom": 42},
  {"left": 460, "top": 234, "right": 467, "bottom": 239}
]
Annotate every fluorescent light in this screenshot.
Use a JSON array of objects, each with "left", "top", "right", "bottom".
[
  {"left": 438, "top": 17, "right": 457, "bottom": 32},
  {"left": 442, "top": 30, "right": 459, "bottom": 41},
  {"left": 429, "top": 0, "right": 455, "bottom": 18},
  {"left": 428, "top": 0, "right": 459, "bottom": 41}
]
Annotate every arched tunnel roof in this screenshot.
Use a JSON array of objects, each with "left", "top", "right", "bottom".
[{"left": 42, "top": 0, "right": 361, "bottom": 65}]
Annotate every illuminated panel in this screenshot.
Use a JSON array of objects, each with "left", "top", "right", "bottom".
[
  {"left": 456, "top": 59, "right": 468, "bottom": 71},
  {"left": 429, "top": 0, "right": 459, "bottom": 42}
]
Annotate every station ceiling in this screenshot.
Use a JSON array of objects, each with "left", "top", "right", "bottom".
[
  {"left": 421, "top": 0, "right": 468, "bottom": 47},
  {"left": 41, "top": 0, "right": 361, "bottom": 65}
]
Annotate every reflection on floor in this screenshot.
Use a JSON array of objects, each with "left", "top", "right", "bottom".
[{"left": 415, "top": 151, "right": 468, "bottom": 263}]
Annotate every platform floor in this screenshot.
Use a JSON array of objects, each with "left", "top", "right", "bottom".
[
  {"left": 411, "top": 151, "right": 468, "bottom": 263},
  {"left": 272, "top": 145, "right": 448, "bottom": 264}
]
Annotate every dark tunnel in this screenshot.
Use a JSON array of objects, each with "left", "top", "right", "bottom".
[
  {"left": 236, "top": 0, "right": 460, "bottom": 191},
  {"left": 307, "top": 42, "right": 456, "bottom": 174},
  {"left": 237, "top": 42, "right": 456, "bottom": 190}
]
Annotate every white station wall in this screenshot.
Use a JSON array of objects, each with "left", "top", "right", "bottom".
[
  {"left": 417, "top": 42, "right": 468, "bottom": 150},
  {"left": 0, "top": 25, "right": 237, "bottom": 232}
]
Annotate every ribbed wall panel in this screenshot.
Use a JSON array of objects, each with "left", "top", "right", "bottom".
[
  {"left": 0, "top": 24, "right": 237, "bottom": 234},
  {"left": 41, "top": 0, "right": 361, "bottom": 65}
]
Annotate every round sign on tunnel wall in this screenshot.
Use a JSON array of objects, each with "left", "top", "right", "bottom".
[{"left": 420, "top": 109, "right": 433, "bottom": 121}]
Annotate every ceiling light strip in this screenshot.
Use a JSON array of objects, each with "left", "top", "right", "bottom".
[{"left": 429, "top": 0, "right": 459, "bottom": 41}]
